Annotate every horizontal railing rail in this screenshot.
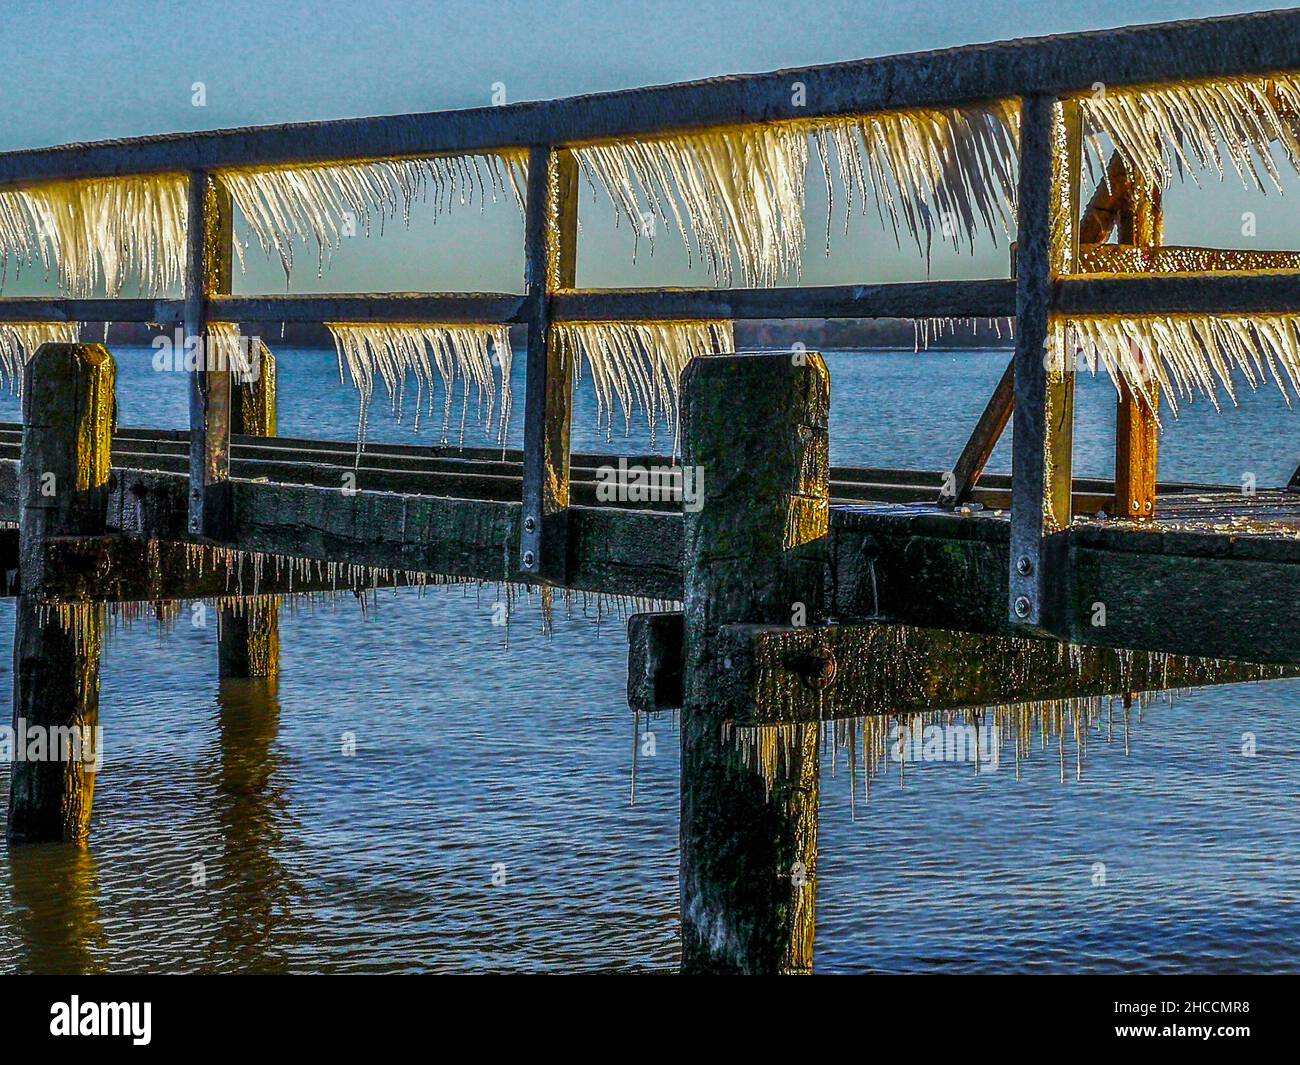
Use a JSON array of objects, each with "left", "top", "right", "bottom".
[{"left": 1, "top": 9, "right": 1299, "bottom": 184}]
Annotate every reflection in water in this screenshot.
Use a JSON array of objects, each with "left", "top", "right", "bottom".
[
  {"left": 6, "top": 842, "right": 107, "bottom": 974},
  {"left": 205, "top": 677, "right": 301, "bottom": 973}
]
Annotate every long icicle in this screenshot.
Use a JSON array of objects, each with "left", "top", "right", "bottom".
[
  {"left": 326, "top": 322, "right": 512, "bottom": 449},
  {"left": 222, "top": 153, "right": 528, "bottom": 285},
  {"left": 574, "top": 102, "right": 1020, "bottom": 286},
  {"left": 1078, "top": 75, "right": 1300, "bottom": 193},
  {"left": 0, "top": 175, "right": 187, "bottom": 297},
  {"left": 1062, "top": 313, "right": 1300, "bottom": 419}
]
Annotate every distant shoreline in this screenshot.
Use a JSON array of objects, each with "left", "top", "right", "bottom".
[{"left": 91, "top": 318, "right": 1015, "bottom": 353}]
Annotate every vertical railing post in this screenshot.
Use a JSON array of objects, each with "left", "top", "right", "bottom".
[
  {"left": 186, "top": 169, "right": 234, "bottom": 539},
  {"left": 1008, "top": 95, "right": 1079, "bottom": 635},
  {"left": 1114, "top": 179, "right": 1162, "bottom": 522},
  {"left": 680, "top": 351, "right": 828, "bottom": 974},
  {"left": 219, "top": 343, "right": 279, "bottom": 678},
  {"left": 8, "top": 343, "right": 115, "bottom": 843},
  {"left": 519, "top": 146, "right": 578, "bottom": 582}
]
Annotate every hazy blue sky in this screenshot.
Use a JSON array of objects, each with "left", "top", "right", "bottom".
[{"left": 0, "top": 0, "right": 1293, "bottom": 293}]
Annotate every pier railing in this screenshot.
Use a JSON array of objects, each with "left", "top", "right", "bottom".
[
  {"left": 8, "top": 9, "right": 1300, "bottom": 973},
  {"left": 1, "top": 7, "right": 1300, "bottom": 625}
]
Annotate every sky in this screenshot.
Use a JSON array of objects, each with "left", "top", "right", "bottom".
[{"left": 0, "top": 0, "right": 1294, "bottom": 294}]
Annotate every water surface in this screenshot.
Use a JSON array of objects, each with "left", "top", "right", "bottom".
[{"left": 1, "top": 347, "right": 1297, "bottom": 973}]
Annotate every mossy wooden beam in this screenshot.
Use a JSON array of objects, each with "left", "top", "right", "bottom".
[
  {"left": 627, "top": 611, "right": 1291, "bottom": 720},
  {"left": 520, "top": 147, "right": 578, "bottom": 583},
  {"left": 830, "top": 507, "right": 1300, "bottom": 666},
  {"left": 34, "top": 474, "right": 684, "bottom": 602}
]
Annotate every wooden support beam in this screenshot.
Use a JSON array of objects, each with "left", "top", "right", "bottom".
[
  {"left": 519, "top": 146, "right": 578, "bottom": 582},
  {"left": 185, "top": 170, "right": 235, "bottom": 539},
  {"left": 1115, "top": 379, "right": 1159, "bottom": 520},
  {"left": 627, "top": 611, "right": 685, "bottom": 714},
  {"left": 1054, "top": 271, "right": 1300, "bottom": 316},
  {"left": 1008, "top": 96, "right": 1077, "bottom": 636},
  {"left": 940, "top": 357, "right": 1014, "bottom": 509},
  {"left": 8, "top": 344, "right": 115, "bottom": 844},
  {"left": 680, "top": 351, "right": 828, "bottom": 975},
  {"left": 220, "top": 346, "right": 279, "bottom": 679},
  {"left": 1078, "top": 151, "right": 1130, "bottom": 245},
  {"left": 1112, "top": 173, "right": 1162, "bottom": 522},
  {"left": 1077, "top": 244, "right": 1300, "bottom": 274},
  {"left": 830, "top": 506, "right": 1300, "bottom": 665},
  {"left": 627, "top": 612, "right": 1290, "bottom": 720}
]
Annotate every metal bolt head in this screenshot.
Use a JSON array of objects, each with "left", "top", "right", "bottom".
[
  {"left": 523, "top": 516, "right": 536, "bottom": 533},
  {"left": 790, "top": 646, "right": 837, "bottom": 690},
  {"left": 522, "top": 550, "right": 536, "bottom": 569},
  {"left": 1015, "top": 555, "right": 1033, "bottom": 576},
  {"left": 1013, "top": 595, "right": 1032, "bottom": 619}
]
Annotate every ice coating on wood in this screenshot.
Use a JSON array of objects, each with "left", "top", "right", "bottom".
[
  {"left": 552, "top": 320, "right": 734, "bottom": 443},
  {"left": 1061, "top": 314, "right": 1300, "bottom": 418},
  {"left": 0, "top": 174, "right": 187, "bottom": 296},
  {"left": 574, "top": 102, "right": 1020, "bottom": 286},
  {"left": 221, "top": 152, "right": 528, "bottom": 284},
  {"left": 1078, "top": 75, "right": 1300, "bottom": 193},
  {"left": 0, "top": 322, "right": 81, "bottom": 392},
  {"left": 326, "top": 322, "right": 512, "bottom": 448}
]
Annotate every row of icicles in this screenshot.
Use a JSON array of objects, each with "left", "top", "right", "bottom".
[
  {"left": 0, "top": 318, "right": 733, "bottom": 444},
  {"left": 2, "top": 75, "right": 1300, "bottom": 422},
  {"left": 723, "top": 692, "right": 1163, "bottom": 801},
  {"left": 5, "top": 76, "right": 1298, "bottom": 293},
  {"left": 38, "top": 580, "right": 677, "bottom": 648}
]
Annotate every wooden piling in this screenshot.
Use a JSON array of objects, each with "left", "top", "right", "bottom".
[
  {"left": 219, "top": 345, "right": 279, "bottom": 679},
  {"left": 8, "top": 343, "right": 114, "bottom": 844},
  {"left": 679, "top": 351, "right": 828, "bottom": 975}
]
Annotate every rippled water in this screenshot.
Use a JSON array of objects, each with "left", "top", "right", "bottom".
[{"left": 2, "top": 346, "right": 1299, "bottom": 973}]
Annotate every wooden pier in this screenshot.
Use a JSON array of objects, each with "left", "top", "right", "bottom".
[{"left": 4, "top": 8, "right": 1300, "bottom": 973}]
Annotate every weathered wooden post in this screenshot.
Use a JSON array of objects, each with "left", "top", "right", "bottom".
[
  {"left": 8, "top": 343, "right": 114, "bottom": 844},
  {"left": 679, "top": 350, "right": 828, "bottom": 975},
  {"left": 218, "top": 344, "right": 279, "bottom": 678}
]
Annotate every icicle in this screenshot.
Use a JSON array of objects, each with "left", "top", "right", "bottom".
[
  {"left": 221, "top": 152, "right": 528, "bottom": 285},
  {"left": 325, "top": 322, "right": 513, "bottom": 449},
  {"left": 574, "top": 101, "right": 1019, "bottom": 286},
  {"left": 1062, "top": 313, "right": 1300, "bottom": 418},
  {"left": 205, "top": 321, "right": 261, "bottom": 381},
  {"left": 0, "top": 322, "right": 81, "bottom": 392},
  {"left": 552, "top": 320, "right": 734, "bottom": 445},
  {"left": 0, "top": 174, "right": 187, "bottom": 297},
  {"left": 1078, "top": 75, "right": 1300, "bottom": 193}
]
